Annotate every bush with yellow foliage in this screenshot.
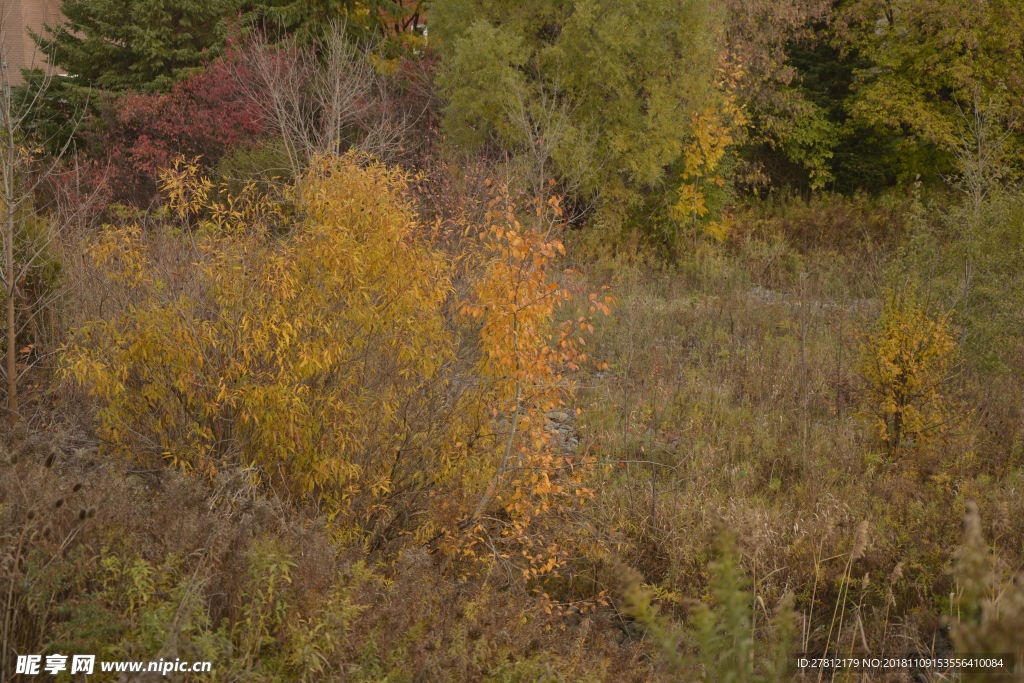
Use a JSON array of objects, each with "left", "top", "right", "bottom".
[
  {"left": 453, "top": 191, "right": 605, "bottom": 582},
  {"left": 64, "top": 154, "right": 600, "bottom": 583},
  {"left": 671, "top": 59, "right": 748, "bottom": 242},
  {"left": 857, "top": 287, "right": 959, "bottom": 457},
  {"left": 65, "top": 156, "right": 457, "bottom": 537}
]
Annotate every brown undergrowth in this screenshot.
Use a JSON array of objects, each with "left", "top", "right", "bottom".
[{"left": 1, "top": 428, "right": 647, "bottom": 681}]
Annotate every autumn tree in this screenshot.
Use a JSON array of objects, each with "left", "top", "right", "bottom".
[
  {"left": 432, "top": 0, "right": 721, "bottom": 239},
  {"left": 720, "top": 0, "right": 836, "bottom": 191},
  {"left": 837, "top": 0, "right": 1024, "bottom": 175},
  {"left": 858, "top": 288, "right": 959, "bottom": 458},
  {"left": 451, "top": 187, "right": 605, "bottom": 582}
]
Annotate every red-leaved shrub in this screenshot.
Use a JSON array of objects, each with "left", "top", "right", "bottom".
[{"left": 89, "top": 55, "right": 265, "bottom": 204}]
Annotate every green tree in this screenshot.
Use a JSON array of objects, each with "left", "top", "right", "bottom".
[
  {"left": 721, "top": 0, "right": 839, "bottom": 191},
  {"left": 785, "top": 28, "right": 912, "bottom": 193},
  {"left": 432, "top": 0, "right": 721, "bottom": 239},
  {"left": 837, "top": 0, "right": 1024, "bottom": 169}
]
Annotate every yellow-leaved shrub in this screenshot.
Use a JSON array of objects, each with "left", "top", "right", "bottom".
[
  {"left": 452, "top": 190, "right": 605, "bottom": 584},
  {"left": 671, "top": 59, "right": 747, "bottom": 241},
  {"left": 857, "top": 287, "right": 958, "bottom": 457},
  {"left": 64, "top": 156, "right": 601, "bottom": 572},
  {"left": 65, "top": 154, "right": 457, "bottom": 535}
]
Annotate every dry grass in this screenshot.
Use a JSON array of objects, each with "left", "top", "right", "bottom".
[
  {"left": 1, "top": 427, "right": 649, "bottom": 680},
  {"left": 566, "top": 216, "right": 1024, "bottom": 677}
]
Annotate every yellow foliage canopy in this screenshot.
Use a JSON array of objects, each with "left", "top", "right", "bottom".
[
  {"left": 456, "top": 193, "right": 599, "bottom": 579},
  {"left": 66, "top": 155, "right": 454, "bottom": 526},
  {"left": 858, "top": 288, "right": 958, "bottom": 456},
  {"left": 672, "top": 59, "right": 748, "bottom": 239}
]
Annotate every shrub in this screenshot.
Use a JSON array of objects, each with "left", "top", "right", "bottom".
[
  {"left": 64, "top": 155, "right": 600, "bottom": 579},
  {"left": 64, "top": 154, "right": 456, "bottom": 534},
  {"left": 87, "top": 56, "right": 265, "bottom": 204},
  {"left": 857, "top": 287, "right": 958, "bottom": 457},
  {"left": 453, "top": 190, "right": 603, "bottom": 581}
]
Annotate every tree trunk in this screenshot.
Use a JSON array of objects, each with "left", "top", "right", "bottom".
[{"left": 5, "top": 195, "right": 16, "bottom": 428}]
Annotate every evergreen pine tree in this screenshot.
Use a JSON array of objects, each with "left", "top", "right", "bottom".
[{"left": 31, "top": 0, "right": 244, "bottom": 94}]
